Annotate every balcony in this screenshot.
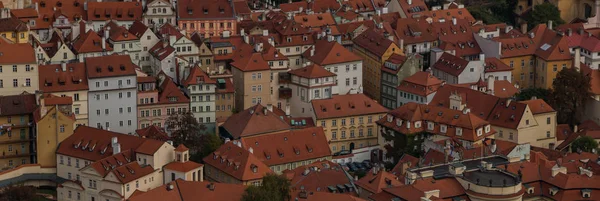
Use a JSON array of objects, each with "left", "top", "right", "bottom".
[
  {"left": 278, "top": 72, "right": 291, "bottom": 84},
  {"left": 279, "top": 88, "right": 292, "bottom": 99}
]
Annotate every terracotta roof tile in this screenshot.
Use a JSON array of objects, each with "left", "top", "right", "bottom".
[
  {"left": 149, "top": 41, "right": 175, "bottom": 61},
  {"left": 0, "top": 17, "right": 28, "bottom": 32},
  {"left": 39, "top": 62, "right": 89, "bottom": 93},
  {"left": 128, "top": 20, "right": 149, "bottom": 38},
  {"left": 221, "top": 104, "right": 291, "bottom": 138},
  {"left": 293, "top": 13, "right": 336, "bottom": 28},
  {"left": 87, "top": 1, "right": 143, "bottom": 22},
  {"left": 72, "top": 30, "right": 113, "bottom": 53},
  {"left": 0, "top": 40, "right": 36, "bottom": 64},
  {"left": 102, "top": 21, "right": 139, "bottom": 41},
  {"left": 135, "top": 126, "right": 169, "bottom": 141},
  {"left": 396, "top": 0, "right": 428, "bottom": 18},
  {"left": 397, "top": 71, "right": 444, "bottom": 97},
  {"left": 85, "top": 54, "right": 137, "bottom": 78},
  {"left": 43, "top": 94, "right": 73, "bottom": 105},
  {"left": 520, "top": 99, "right": 555, "bottom": 114},
  {"left": 175, "top": 144, "right": 189, "bottom": 152},
  {"left": 395, "top": 18, "right": 437, "bottom": 45},
  {"left": 57, "top": 126, "right": 164, "bottom": 161},
  {"left": 283, "top": 160, "right": 354, "bottom": 194},
  {"left": 157, "top": 77, "right": 189, "bottom": 105},
  {"left": 230, "top": 45, "right": 271, "bottom": 72},
  {"left": 355, "top": 169, "right": 403, "bottom": 194},
  {"left": 128, "top": 180, "right": 247, "bottom": 201},
  {"left": 303, "top": 39, "right": 362, "bottom": 65},
  {"left": 353, "top": 28, "right": 398, "bottom": 57},
  {"left": 164, "top": 161, "right": 203, "bottom": 172},
  {"left": 484, "top": 57, "right": 512, "bottom": 72},
  {"left": 378, "top": 102, "right": 494, "bottom": 142},
  {"left": 182, "top": 66, "right": 216, "bottom": 87},
  {"left": 420, "top": 8, "right": 474, "bottom": 22},
  {"left": 311, "top": 93, "right": 388, "bottom": 119},
  {"left": 203, "top": 141, "right": 273, "bottom": 181},
  {"left": 26, "top": 0, "right": 86, "bottom": 30},
  {"left": 177, "top": 0, "right": 235, "bottom": 20},
  {"left": 240, "top": 127, "right": 332, "bottom": 167},
  {"left": 288, "top": 64, "right": 336, "bottom": 79},
  {"left": 0, "top": 94, "right": 37, "bottom": 116},
  {"left": 158, "top": 23, "right": 185, "bottom": 40},
  {"left": 431, "top": 52, "right": 470, "bottom": 76},
  {"left": 10, "top": 8, "right": 38, "bottom": 18},
  {"left": 291, "top": 190, "right": 366, "bottom": 201}
]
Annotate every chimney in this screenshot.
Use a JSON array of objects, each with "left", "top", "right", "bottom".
[
  {"left": 35, "top": 2, "right": 39, "bottom": 11},
  {"left": 400, "top": 39, "right": 404, "bottom": 50},
  {"left": 452, "top": 17, "right": 457, "bottom": 25},
  {"left": 240, "top": 28, "right": 245, "bottom": 36},
  {"left": 575, "top": 48, "right": 581, "bottom": 72},
  {"left": 521, "top": 23, "right": 527, "bottom": 33},
  {"left": 574, "top": 124, "right": 578, "bottom": 132},
  {"left": 267, "top": 104, "right": 273, "bottom": 112},
  {"left": 112, "top": 137, "right": 121, "bottom": 155},
  {"left": 548, "top": 20, "right": 553, "bottom": 30},
  {"left": 263, "top": 30, "right": 269, "bottom": 37},
  {"left": 487, "top": 75, "right": 495, "bottom": 95},
  {"left": 408, "top": 0, "right": 412, "bottom": 5},
  {"left": 567, "top": 28, "right": 572, "bottom": 36},
  {"left": 285, "top": 104, "right": 290, "bottom": 116},
  {"left": 102, "top": 27, "right": 109, "bottom": 50},
  {"left": 462, "top": 108, "right": 470, "bottom": 114},
  {"left": 310, "top": 48, "right": 315, "bottom": 57},
  {"left": 169, "top": 35, "right": 176, "bottom": 46},
  {"left": 263, "top": 107, "right": 268, "bottom": 115},
  {"left": 248, "top": 147, "right": 254, "bottom": 154},
  {"left": 40, "top": 97, "right": 47, "bottom": 117},
  {"left": 61, "top": 62, "right": 67, "bottom": 71}
]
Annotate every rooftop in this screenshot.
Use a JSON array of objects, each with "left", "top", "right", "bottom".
[{"left": 311, "top": 94, "right": 388, "bottom": 119}]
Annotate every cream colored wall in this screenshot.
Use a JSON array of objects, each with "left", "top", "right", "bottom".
[
  {"left": 56, "top": 154, "right": 91, "bottom": 179},
  {"left": 268, "top": 156, "right": 330, "bottom": 174},
  {"left": 204, "top": 164, "right": 243, "bottom": 184},
  {"left": 36, "top": 107, "right": 75, "bottom": 167},
  {"left": 318, "top": 113, "right": 385, "bottom": 152},
  {"left": 233, "top": 68, "right": 271, "bottom": 110},
  {"left": 529, "top": 112, "right": 557, "bottom": 148},
  {"left": 48, "top": 90, "right": 88, "bottom": 126},
  {"left": 152, "top": 143, "right": 175, "bottom": 169},
  {"left": 0, "top": 63, "right": 39, "bottom": 95},
  {"left": 49, "top": 44, "right": 77, "bottom": 64},
  {"left": 121, "top": 170, "right": 162, "bottom": 198}
]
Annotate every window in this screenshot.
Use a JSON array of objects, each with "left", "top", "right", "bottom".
[
  {"left": 321, "top": 121, "right": 326, "bottom": 127},
  {"left": 12, "top": 65, "right": 17, "bottom": 72},
  {"left": 509, "top": 132, "right": 514, "bottom": 140},
  {"left": 332, "top": 120, "right": 337, "bottom": 126},
  {"left": 546, "top": 131, "right": 551, "bottom": 138},
  {"left": 60, "top": 125, "right": 65, "bottom": 132},
  {"left": 547, "top": 117, "right": 551, "bottom": 124},
  {"left": 126, "top": 184, "right": 130, "bottom": 192},
  {"left": 13, "top": 79, "right": 17, "bottom": 87}
]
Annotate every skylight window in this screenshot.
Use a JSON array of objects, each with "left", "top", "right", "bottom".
[{"left": 540, "top": 43, "right": 551, "bottom": 51}]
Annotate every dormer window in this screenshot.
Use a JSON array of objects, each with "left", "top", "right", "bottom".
[
  {"left": 251, "top": 165, "right": 258, "bottom": 173},
  {"left": 414, "top": 121, "right": 421, "bottom": 128},
  {"left": 213, "top": 153, "right": 218, "bottom": 159},
  {"left": 582, "top": 189, "right": 591, "bottom": 198},
  {"left": 427, "top": 122, "right": 434, "bottom": 130},
  {"left": 477, "top": 128, "right": 482, "bottom": 136},
  {"left": 287, "top": 37, "right": 292, "bottom": 42},
  {"left": 456, "top": 128, "right": 463, "bottom": 136},
  {"left": 440, "top": 125, "right": 447, "bottom": 133},
  {"left": 387, "top": 115, "right": 393, "bottom": 122},
  {"left": 395, "top": 119, "right": 402, "bottom": 127},
  {"left": 406, "top": 121, "right": 411, "bottom": 129},
  {"left": 485, "top": 125, "right": 490, "bottom": 133}
]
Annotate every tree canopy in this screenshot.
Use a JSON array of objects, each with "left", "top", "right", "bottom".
[
  {"left": 242, "top": 174, "right": 291, "bottom": 201},
  {"left": 190, "top": 133, "right": 223, "bottom": 162},
  {"left": 550, "top": 68, "right": 592, "bottom": 126},
  {"left": 525, "top": 2, "right": 565, "bottom": 29},
  {"left": 465, "top": 0, "right": 517, "bottom": 25},
  {"left": 571, "top": 136, "right": 599, "bottom": 153},
  {"left": 0, "top": 185, "right": 36, "bottom": 201},
  {"left": 165, "top": 112, "right": 206, "bottom": 150},
  {"left": 515, "top": 88, "right": 552, "bottom": 102}
]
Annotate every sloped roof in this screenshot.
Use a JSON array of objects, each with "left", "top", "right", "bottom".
[
  {"left": 85, "top": 54, "right": 137, "bottom": 78},
  {"left": 304, "top": 39, "right": 362, "bottom": 65},
  {"left": 164, "top": 161, "right": 203, "bottom": 173},
  {"left": 128, "top": 20, "right": 149, "bottom": 38},
  {"left": 355, "top": 169, "right": 403, "bottom": 194},
  {"left": 0, "top": 39, "right": 36, "bottom": 64},
  {"left": 128, "top": 180, "right": 247, "bottom": 201},
  {"left": 157, "top": 77, "right": 189, "bottom": 104},
  {"left": 288, "top": 64, "right": 336, "bottom": 79},
  {"left": 0, "top": 17, "right": 28, "bottom": 32},
  {"left": 397, "top": 71, "right": 444, "bottom": 97},
  {"left": 177, "top": 0, "right": 235, "bottom": 20},
  {"left": 353, "top": 28, "right": 397, "bottom": 57},
  {"left": 87, "top": 1, "right": 143, "bottom": 21},
  {"left": 311, "top": 94, "right": 388, "bottom": 119},
  {"left": 240, "top": 127, "right": 332, "bottom": 166},
  {"left": 39, "top": 62, "right": 89, "bottom": 93},
  {"left": 182, "top": 66, "right": 216, "bottom": 87},
  {"left": 203, "top": 141, "right": 273, "bottom": 181},
  {"left": 431, "top": 52, "right": 470, "bottom": 76},
  {"left": 149, "top": 41, "right": 175, "bottom": 61},
  {"left": 0, "top": 94, "right": 37, "bottom": 116},
  {"left": 283, "top": 160, "right": 354, "bottom": 195},
  {"left": 72, "top": 30, "right": 113, "bottom": 53},
  {"left": 135, "top": 126, "right": 169, "bottom": 141},
  {"left": 221, "top": 104, "right": 291, "bottom": 138}
]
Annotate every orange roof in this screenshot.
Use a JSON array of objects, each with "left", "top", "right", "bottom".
[
  {"left": 177, "top": 0, "right": 235, "bottom": 20},
  {"left": 288, "top": 64, "right": 336, "bottom": 79},
  {"left": 484, "top": 57, "right": 512, "bottom": 73},
  {"left": 396, "top": 0, "right": 428, "bottom": 18},
  {"left": 304, "top": 39, "right": 362, "bottom": 65},
  {"left": 72, "top": 30, "right": 113, "bottom": 53},
  {"left": 293, "top": 13, "right": 336, "bottom": 28},
  {"left": 431, "top": 52, "right": 470, "bottom": 77},
  {"left": 128, "top": 20, "right": 149, "bottom": 38},
  {"left": 128, "top": 180, "right": 247, "bottom": 201},
  {"left": 26, "top": 0, "right": 86, "bottom": 30},
  {"left": 87, "top": 1, "right": 142, "bottom": 22},
  {"left": 240, "top": 127, "right": 332, "bottom": 167},
  {"left": 85, "top": 54, "right": 137, "bottom": 79},
  {"left": 353, "top": 28, "right": 398, "bottom": 57},
  {"left": 378, "top": 178, "right": 466, "bottom": 200},
  {"left": 203, "top": 141, "right": 273, "bottom": 181},
  {"left": 102, "top": 21, "right": 139, "bottom": 41},
  {"left": 39, "top": 62, "right": 89, "bottom": 93},
  {"left": 164, "top": 161, "right": 203, "bottom": 172},
  {"left": 355, "top": 168, "right": 403, "bottom": 194},
  {"left": 0, "top": 17, "right": 28, "bottom": 32},
  {"left": 230, "top": 45, "right": 271, "bottom": 72},
  {"left": 283, "top": 160, "right": 354, "bottom": 194},
  {"left": 221, "top": 104, "right": 291, "bottom": 138},
  {"left": 420, "top": 8, "right": 474, "bottom": 22},
  {"left": 175, "top": 144, "right": 189, "bottom": 152},
  {"left": 157, "top": 77, "right": 190, "bottom": 104},
  {"left": 395, "top": 18, "right": 437, "bottom": 45},
  {"left": 57, "top": 126, "right": 164, "bottom": 161},
  {"left": 0, "top": 94, "right": 37, "bottom": 116},
  {"left": 182, "top": 66, "right": 216, "bottom": 87},
  {"left": 520, "top": 99, "right": 555, "bottom": 114},
  {"left": 397, "top": 71, "right": 444, "bottom": 97},
  {"left": 0, "top": 39, "right": 36, "bottom": 64},
  {"left": 291, "top": 190, "right": 366, "bottom": 201},
  {"left": 311, "top": 94, "right": 388, "bottom": 119},
  {"left": 378, "top": 102, "right": 494, "bottom": 142},
  {"left": 43, "top": 94, "right": 73, "bottom": 105},
  {"left": 135, "top": 126, "right": 169, "bottom": 141}
]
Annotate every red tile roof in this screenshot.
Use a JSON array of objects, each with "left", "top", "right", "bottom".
[
  {"left": 291, "top": 190, "right": 366, "bottom": 201},
  {"left": 0, "top": 94, "right": 37, "bottom": 116},
  {"left": 182, "top": 66, "right": 216, "bottom": 87},
  {"left": 431, "top": 52, "right": 470, "bottom": 76},
  {"left": 57, "top": 126, "right": 165, "bottom": 161},
  {"left": 303, "top": 39, "right": 362, "bottom": 65},
  {"left": 135, "top": 126, "right": 170, "bottom": 141},
  {"left": 429, "top": 19, "right": 481, "bottom": 57},
  {"left": 149, "top": 41, "right": 175, "bottom": 61},
  {"left": 158, "top": 23, "right": 185, "bottom": 40},
  {"left": 174, "top": 144, "right": 189, "bottom": 152},
  {"left": 164, "top": 161, "right": 203, "bottom": 172},
  {"left": 520, "top": 99, "right": 555, "bottom": 114},
  {"left": 230, "top": 44, "right": 271, "bottom": 72},
  {"left": 128, "top": 180, "right": 247, "bottom": 201},
  {"left": 395, "top": 18, "right": 437, "bottom": 45},
  {"left": 311, "top": 94, "right": 388, "bottom": 119},
  {"left": 288, "top": 64, "right": 336, "bottom": 79},
  {"left": 85, "top": 54, "right": 137, "bottom": 78},
  {"left": 484, "top": 57, "right": 512, "bottom": 72},
  {"left": 355, "top": 168, "right": 403, "bottom": 194},
  {"left": 221, "top": 104, "right": 291, "bottom": 138},
  {"left": 43, "top": 94, "right": 73, "bottom": 105},
  {"left": 396, "top": 0, "right": 428, "bottom": 18},
  {"left": 279, "top": 0, "right": 341, "bottom": 13},
  {"left": 397, "top": 71, "right": 444, "bottom": 97},
  {"left": 0, "top": 39, "right": 36, "bottom": 64},
  {"left": 376, "top": 178, "right": 466, "bottom": 201},
  {"left": 353, "top": 28, "right": 398, "bottom": 57},
  {"left": 87, "top": 1, "right": 143, "bottom": 22},
  {"left": 240, "top": 127, "right": 332, "bottom": 167},
  {"left": 420, "top": 8, "right": 474, "bottom": 22},
  {"left": 128, "top": 20, "right": 149, "bottom": 38},
  {"left": 378, "top": 102, "right": 494, "bottom": 142},
  {"left": 0, "top": 17, "right": 28, "bottom": 32},
  {"left": 283, "top": 160, "right": 354, "bottom": 194},
  {"left": 157, "top": 77, "right": 190, "bottom": 105},
  {"left": 72, "top": 30, "right": 113, "bottom": 53},
  {"left": 177, "top": 0, "right": 235, "bottom": 20},
  {"left": 293, "top": 13, "right": 336, "bottom": 28},
  {"left": 27, "top": 0, "right": 86, "bottom": 30},
  {"left": 203, "top": 141, "right": 273, "bottom": 181},
  {"left": 39, "top": 62, "right": 89, "bottom": 93},
  {"left": 102, "top": 21, "right": 139, "bottom": 42}
]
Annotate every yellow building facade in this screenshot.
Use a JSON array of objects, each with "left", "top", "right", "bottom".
[
  {"left": 352, "top": 42, "right": 403, "bottom": 101},
  {"left": 35, "top": 106, "right": 75, "bottom": 167},
  {"left": 319, "top": 114, "right": 385, "bottom": 153}
]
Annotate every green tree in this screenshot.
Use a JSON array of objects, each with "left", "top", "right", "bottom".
[
  {"left": 550, "top": 68, "right": 591, "bottom": 126},
  {"left": 242, "top": 174, "right": 291, "bottom": 201},
  {"left": 382, "top": 131, "right": 427, "bottom": 162},
  {"left": 0, "top": 185, "right": 36, "bottom": 201},
  {"left": 165, "top": 112, "right": 206, "bottom": 150},
  {"left": 525, "top": 2, "right": 565, "bottom": 29},
  {"left": 464, "top": 0, "right": 517, "bottom": 25},
  {"left": 190, "top": 133, "right": 223, "bottom": 162},
  {"left": 515, "top": 88, "right": 552, "bottom": 102},
  {"left": 571, "top": 136, "right": 599, "bottom": 153}
]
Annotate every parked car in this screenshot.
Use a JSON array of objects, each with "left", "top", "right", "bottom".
[
  {"left": 353, "top": 162, "right": 366, "bottom": 171},
  {"left": 333, "top": 150, "right": 351, "bottom": 156},
  {"left": 346, "top": 163, "right": 358, "bottom": 172},
  {"left": 362, "top": 161, "right": 372, "bottom": 169}
]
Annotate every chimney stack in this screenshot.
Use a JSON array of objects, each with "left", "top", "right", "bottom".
[
  {"left": 487, "top": 75, "right": 495, "bottom": 95},
  {"left": 452, "top": 17, "right": 457, "bottom": 25},
  {"left": 548, "top": 20, "right": 553, "bottom": 30},
  {"left": 521, "top": 23, "right": 527, "bottom": 34},
  {"left": 575, "top": 48, "right": 581, "bottom": 72},
  {"left": 408, "top": 0, "right": 412, "bottom": 5},
  {"left": 112, "top": 137, "right": 121, "bottom": 155},
  {"left": 40, "top": 96, "right": 47, "bottom": 117}
]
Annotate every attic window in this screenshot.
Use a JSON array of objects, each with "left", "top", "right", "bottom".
[
  {"left": 120, "top": 65, "right": 126, "bottom": 71},
  {"left": 56, "top": 1, "right": 62, "bottom": 7},
  {"left": 108, "top": 66, "right": 114, "bottom": 72},
  {"left": 40, "top": 1, "right": 46, "bottom": 7},
  {"left": 219, "top": 7, "right": 224, "bottom": 13},
  {"left": 203, "top": 8, "right": 208, "bottom": 14},
  {"left": 251, "top": 165, "right": 258, "bottom": 173},
  {"left": 96, "top": 67, "right": 101, "bottom": 73}
]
